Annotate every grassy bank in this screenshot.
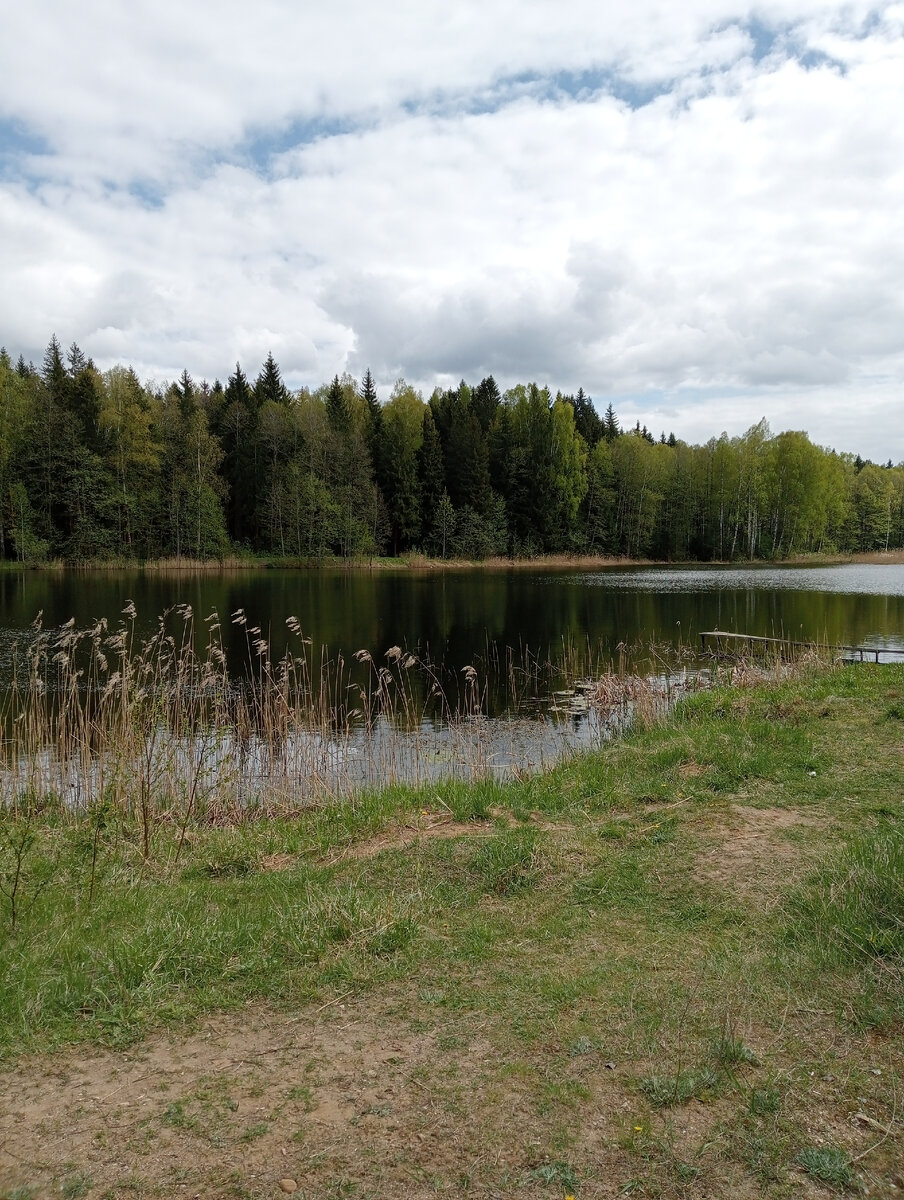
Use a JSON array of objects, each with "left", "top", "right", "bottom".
[{"left": 1, "top": 663, "right": 903, "bottom": 1197}]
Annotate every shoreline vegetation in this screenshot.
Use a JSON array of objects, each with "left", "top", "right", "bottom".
[
  {"left": 3, "top": 547, "right": 904, "bottom": 574},
  {"left": 1, "top": 656, "right": 902, "bottom": 1194}
]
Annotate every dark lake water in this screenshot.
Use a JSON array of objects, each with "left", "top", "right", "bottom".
[
  {"left": 2, "top": 562, "right": 903, "bottom": 700},
  {"left": 2, "top": 562, "right": 902, "bottom": 797}
]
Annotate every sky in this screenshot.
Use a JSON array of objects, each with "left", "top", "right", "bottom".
[{"left": 1, "top": 1, "right": 902, "bottom": 460}]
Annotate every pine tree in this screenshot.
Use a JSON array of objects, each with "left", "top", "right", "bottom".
[
  {"left": 255, "top": 352, "right": 289, "bottom": 407},
  {"left": 603, "top": 403, "right": 620, "bottom": 442},
  {"left": 471, "top": 375, "right": 500, "bottom": 433},
  {"left": 326, "top": 374, "right": 349, "bottom": 433}
]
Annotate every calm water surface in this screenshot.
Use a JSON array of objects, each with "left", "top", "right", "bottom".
[
  {"left": 1, "top": 562, "right": 903, "bottom": 696},
  {"left": 2, "top": 563, "right": 902, "bottom": 794}
]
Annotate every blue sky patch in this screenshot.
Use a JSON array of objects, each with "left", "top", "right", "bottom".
[
  {"left": 236, "top": 114, "right": 364, "bottom": 175},
  {"left": 0, "top": 118, "right": 51, "bottom": 179}
]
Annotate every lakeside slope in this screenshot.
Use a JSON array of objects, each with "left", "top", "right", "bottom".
[{"left": 1, "top": 662, "right": 903, "bottom": 1197}]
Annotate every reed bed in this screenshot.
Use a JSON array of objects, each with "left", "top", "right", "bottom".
[
  {"left": 0, "top": 605, "right": 496, "bottom": 837},
  {"left": 2, "top": 605, "right": 624, "bottom": 841},
  {"left": 1, "top": 604, "right": 825, "bottom": 848}
]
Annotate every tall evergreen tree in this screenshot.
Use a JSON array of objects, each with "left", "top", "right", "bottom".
[
  {"left": 570, "top": 387, "right": 603, "bottom": 446},
  {"left": 255, "top": 352, "right": 289, "bottom": 407},
  {"left": 361, "top": 368, "right": 380, "bottom": 434},
  {"left": 216, "top": 362, "right": 261, "bottom": 545},
  {"left": 603, "top": 403, "right": 620, "bottom": 443},
  {"left": 326, "top": 374, "right": 349, "bottom": 433},
  {"left": 471, "top": 375, "right": 501, "bottom": 433}
]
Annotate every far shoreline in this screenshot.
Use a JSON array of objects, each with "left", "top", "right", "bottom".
[{"left": 2, "top": 548, "right": 904, "bottom": 574}]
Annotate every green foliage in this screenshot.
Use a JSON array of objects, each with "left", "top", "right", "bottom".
[
  {"left": 2, "top": 334, "right": 904, "bottom": 563},
  {"left": 0, "top": 810, "right": 56, "bottom": 929},
  {"left": 523, "top": 1161, "right": 579, "bottom": 1189}
]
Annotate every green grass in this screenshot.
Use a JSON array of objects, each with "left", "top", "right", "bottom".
[
  {"left": 1, "top": 662, "right": 903, "bottom": 1197},
  {"left": 1, "top": 661, "right": 900, "bottom": 1057},
  {"left": 785, "top": 823, "right": 904, "bottom": 968},
  {"left": 796, "top": 1145, "right": 854, "bottom": 1189}
]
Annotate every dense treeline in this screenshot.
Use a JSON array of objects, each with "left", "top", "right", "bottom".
[{"left": 2, "top": 336, "right": 903, "bottom": 564}]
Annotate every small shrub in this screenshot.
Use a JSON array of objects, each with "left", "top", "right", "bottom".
[
  {"left": 796, "top": 1145, "right": 854, "bottom": 1188},
  {"left": 640, "top": 1066, "right": 720, "bottom": 1107},
  {"left": 366, "top": 915, "right": 418, "bottom": 956},
  {"left": 568, "top": 1035, "right": 598, "bottom": 1057},
  {"left": 200, "top": 855, "right": 255, "bottom": 879},
  {"left": 713, "top": 1032, "right": 758, "bottom": 1067},
  {"left": 61, "top": 1172, "right": 92, "bottom": 1200},
  {"left": 524, "top": 1161, "right": 579, "bottom": 1189},
  {"left": 749, "top": 1086, "right": 781, "bottom": 1115}
]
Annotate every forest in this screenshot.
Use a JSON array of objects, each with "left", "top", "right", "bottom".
[{"left": 1, "top": 335, "right": 902, "bottom": 564}]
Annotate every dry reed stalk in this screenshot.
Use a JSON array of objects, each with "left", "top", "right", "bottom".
[
  {"left": 4, "top": 608, "right": 811, "bottom": 829},
  {"left": 0, "top": 605, "right": 515, "bottom": 827}
]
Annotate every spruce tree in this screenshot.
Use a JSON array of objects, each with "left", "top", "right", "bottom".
[
  {"left": 603, "top": 403, "right": 620, "bottom": 442},
  {"left": 42, "top": 334, "right": 66, "bottom": 401},
  {"left": 571, "top": 386, "right": 603, "bottom": 445},
  {"left": 361, "top": 368, "right": 380, "bottom": 430},
  {"left": 255, "top": 352, "right": 289, "bottom": 407},
  {"left": 326, "top": 374, "right": 349, "bottom": 433},
  {"left": 67, "top": 342, "right": 87, "bottom": 376},
  {"left": 361, "top": 367, "right": 383, "bottom": 483},
  {"left": 219, "top": 363, "right": 261, "bottom": 546},
  {"left": 471, "top": 375, "right": 501, "bottom": 433}
]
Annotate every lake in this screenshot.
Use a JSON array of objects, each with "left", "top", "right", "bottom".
[
  {"left": 2, "top": 562, "right": 902, "bottom": 800},
  {"left": 2, "top": 561, "right": 904, "bottom": 679},
  {"left": 2, "top": 560, "right": 904, "bottom": 715}
]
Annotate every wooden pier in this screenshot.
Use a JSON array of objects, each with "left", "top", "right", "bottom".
[{"left": 699, "top": 631, "right": 904, "bottom": 664}]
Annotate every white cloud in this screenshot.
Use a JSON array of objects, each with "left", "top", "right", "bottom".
[{"left": 0, "top": 1, "right": 902, "bottom": 460}]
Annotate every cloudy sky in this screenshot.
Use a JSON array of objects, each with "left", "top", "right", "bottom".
[{"left": 1, "top": 1, "right": 902, "bottom": 458}]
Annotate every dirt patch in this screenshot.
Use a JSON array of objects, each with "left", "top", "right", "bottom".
[
  {"left": 0, "top": 996, "right": 641, "bottom": 1200},
  {"left": 260, "top": 853, "right": 298, "bottom": 872},
  {"left": 678, "top": 761, "right": 707, "bottom": 779},
  {"left": 696, "top": 805, "right": 817, "bottom": 898},
  {"left": 331, "top": 813, "right": 495, "bottom": 862},
  {"left": 3, "top": 993, "right": 889, "bottom": 1200}
]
